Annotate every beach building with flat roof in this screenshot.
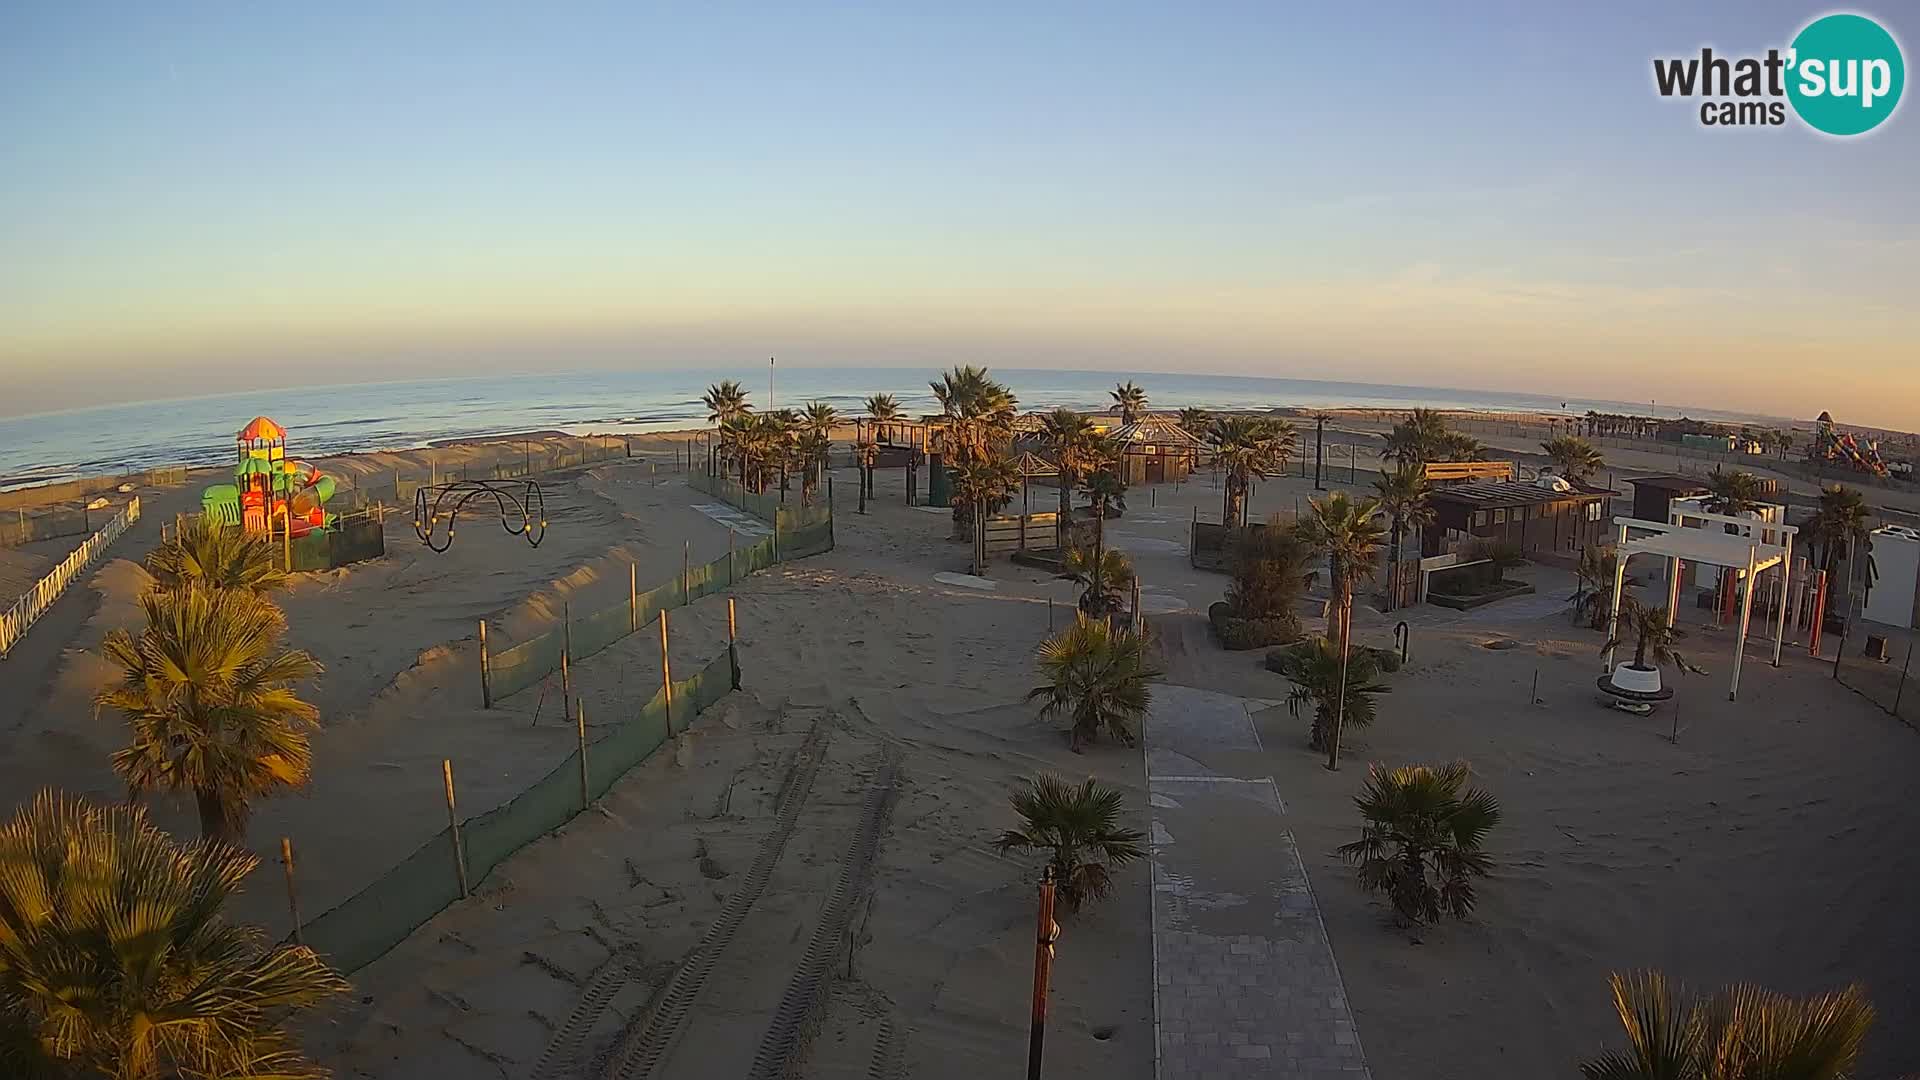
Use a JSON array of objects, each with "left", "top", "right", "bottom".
[{"left": 1424, "top": 476, "right": 1616, "bottom": 562}]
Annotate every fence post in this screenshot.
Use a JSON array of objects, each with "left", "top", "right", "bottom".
[
  {"left": 773, "top": 512, "right": 781, "bottom": 562},
  {"left": 725, "top": 595, "right": 741, "bottom": 687},
  {"left": 682, "top": 540, "right": 690, "bottom": 601},
  {"left": 443, "top": 759, "right": 469, "bottom": 898},
  {"left": 577, "top": 702, "right": 591, "bottom": 807},
  {"left": 280, "top": 837, "right": 302, "bottom": 945},
  {"left": 562, "top": 603, "right": 572, "bottom": 720},
  {"left": 478, "top": 620, "right": 493, "bottom": 708},
  {"left": 729, "top": 529, "right": 736, "bottom": 585},
  {"left": 630, "top": 564, "right": 638, "bottom": 633},
  {"left": 660, "top": 610, "right": 675, "bottom": 735}
]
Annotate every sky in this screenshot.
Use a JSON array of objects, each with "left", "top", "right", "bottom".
[{"left": 2, "top": 2, "right": 1915, "bottom": 427}]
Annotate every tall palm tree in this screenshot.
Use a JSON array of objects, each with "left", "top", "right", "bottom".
[
  {"left": 931, "top": 365, "right": 1018, "bottom": 535},
  {"left": 1702, "top": 467, "right": 1763, "bottom": 516},
  {"left": 951, "top": 453, "right": 1021, "bottom": 565},
  {"left": 1036, "top": 409, "right": 1110, "bottom": 548},
  {"left": 702, "top": 380, "right": 752, "bottom": 426},
  {"left": 0, "top": 792, "right": 348, "bottom": 1080},
  {"left": 1027, "top": 615, "right": 1158, "bottom": 751},
  {"left": 97, "top": 586, "right": 323, "bottom": 845},
  {"left": 993, "top": 773, "right": 1146, "bottom": 913},
  {"left": 145, "top": 515, "right": 288, "bottom": 594},
  {"left": 1176, "top": 407, "right": 1212, "bottom": 439},
  {"left": 1210, "top": 416, "right": 1294, "bottom": 527},
  {"left": 1079, "top": 466, "right": 1128, "bottom": 571},
  {"left": 863, "top": 392, "right": 901, "bottom": 427},
  {"left": 1336, "top": 761, "right": 1500, "bottom": 926},
  {"left": 1275, "top": 637, "right": 1391, "bottom": 752},
  {"left": 801, "top": 400, "right": 838, "bottom": 486},
  {"left": 1541, "top": 435, "right": 1605, "bottom": 483},
  {"left": 718, "top": 413, "right": 759, "bottom": 491},
  {"left": 1110, "top": 381, "right": 1149, "bottom": 425},
  {"left": 1386, "top": 408, "right": 1451, "bottom": 466},
  {"left": 1580, "top": 970, "right": 1874, "bottom": 1080},
  {"left": 1805, "top": 483, "right": 1872, "bottom": 579},
  {"left": 1299, "top": 491, "right": 1385, "bottom": 769},
  {"left": 1372, "top": 465, "right": 1435, "bottom": 600}
]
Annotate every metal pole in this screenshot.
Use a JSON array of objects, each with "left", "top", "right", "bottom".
[
  {"left": 281, "top": 837, "right": 302, "bottom": 944},
  {"left": 577, "top": 702, "right": 591, "bottom": 807},
  {"left": 478, "top": 619, "right": 492, "bottom": 709},
  {"left": 443, "top": 759, "right": 469, "bottom": 898},
  {"left": 1729, "top": 546, "right": 1757, "bottom": 701},
  {"left": 1314, "top": 416, "right": 1325, "bottom": 490},
  {"left": 728, "top": 597, "right": 741, "bottom": 690},
  {"left": 630, "top": 564, "right": 639, "bottom": 633},
  {"left": 1894, "top": 640, "right": 1914, "bottom": 715},
  {"left": 729, "top": 528, "right": 736, "bottom": 585},
  {"left": 682, "top": 540, "right": 690, "bottom": 601},
  {"left": 1027, "top": 870, "right": 1058, "bottom": 1080},
  {"left": 561, "top": 603, "right": 572, "bottom": 720}
]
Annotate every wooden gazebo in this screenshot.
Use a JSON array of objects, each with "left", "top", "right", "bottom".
[{"left": 1108, "top": 416, "right": 1207, "bottom": 485}]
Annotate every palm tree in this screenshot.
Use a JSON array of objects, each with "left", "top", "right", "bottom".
[
  {"left": 1568, "top": 545, "right": 1620, "bottom": 630},
  {"left": 1372, "top": 465, "right": 1434, "bottom": 602},
  {"left": 1386, "top": 408, "right": 1451, "bottom": 466},
  {"left": 764, "top": 408, "right": 803, "bottom": 499},
  {"left": 145, "top": 515, "right": 288, "bottom": 594},
  {"left": 1439, "top": 431, "right": 1488, "bottom": 462},
  {"left": 1176, "top": 407, "right": 1212, "bottom": 439},
  {"left": 1079, "top": 466, "right": 1128, "bottom": 572},
  {"left": 1805, "top": 483, "right": 1872, "bottom": 579},
  {"left": 97, "top": 586, "right": 323, "bottom": 844},
  {"left": 0, "top": 792, "right": 348, "bottom": 1079},
  {"left": 1062, "top": 545, "right": 1134, "bottom": 617},
  {"left": 1210, "top": 416, "right": 1293, "bottom": 527},
  {"left": 1276, "top": 637, "right": 1391, "bottom": 752},
  {"left": 801, "top": 400, "right": 838, "bottom": 489},
  {"left": 1299, "top": 491, "right": 1385, "bottom": 769},
  {"left": 1541, "top": 435, "right": 1605, "bottom": 483},
  {"left": 1603, "top": 598, "right": 1699, "bottom": 677},
  {"left": 951, "top": 453, "right": 1021, "bottom": 565},
  {"left": 703, "top": 380, "right": 752, "bottom": 426},
  {"left": 1225, "top": 516, "right": 1311, "bottom": 621},
  {"left": 1580, "top": 970, "right": 1874, "bottom": 1079},
  {"left": 1702, "top": 467, "right": 1763, "bottom": 516},
  {"left": 1027, "top": 616, "right": 1158, "bottom": 751},
  {"left": 1110, "top": 381, "right": 1149, "bottom": 425},
  {"left": 1336, "top": 761, "right": 1501, "bottom": 926},
  {"left": 863, "top": 392, "right": 902, "bottom": 427},
  {"left": 993, "top": 773, "right": 1146, "bottom": 913},
  {"left": 931, "top": 365, "right": 1018, "bottom": 536},
  {"left": 1036, "top": 409, "right": 1110, "bottom": 549},
  {"left": 719, "top": 413, "right": 758, "bottom": 490}
]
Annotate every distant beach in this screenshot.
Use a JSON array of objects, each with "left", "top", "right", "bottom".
[{"left": 0, "top": 367, "right": 1788, "bottom": 491}]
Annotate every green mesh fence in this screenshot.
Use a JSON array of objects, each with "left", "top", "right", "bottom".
[
  {"left": 300, "top": 650, "right": 736, "bottom": 974},
  {"left": 482, "top": 504, "right": 827, "bottom": 704}
]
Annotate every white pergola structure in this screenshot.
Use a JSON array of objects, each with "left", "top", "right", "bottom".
[{"left": 1604, "top": 511, "right": 1798, "bottom": 701}]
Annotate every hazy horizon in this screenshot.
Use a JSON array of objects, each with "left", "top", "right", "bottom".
[{"left": 4, "top": 3, "right": 1914, "bottom": 429}]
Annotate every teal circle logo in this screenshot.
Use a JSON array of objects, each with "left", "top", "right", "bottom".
[{"left": 1787, "top": 13, "right": 1905, "bottom": 135}]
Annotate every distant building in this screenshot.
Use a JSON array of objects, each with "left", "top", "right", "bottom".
[{"left": 1423, "top": 475, "right": 1616, "bottom": 562}]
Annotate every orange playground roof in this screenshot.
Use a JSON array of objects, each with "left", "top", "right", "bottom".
[{"left": 236, "top": 416, "right": 287, "bottom": 442}]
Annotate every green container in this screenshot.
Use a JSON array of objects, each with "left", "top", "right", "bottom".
[{"left": 927, "top": 454, "right": 951, "bottom": 507}]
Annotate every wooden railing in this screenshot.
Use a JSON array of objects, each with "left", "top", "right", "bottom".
[{"left": 1, "top": 497, "right": 140, "bottom": 658}]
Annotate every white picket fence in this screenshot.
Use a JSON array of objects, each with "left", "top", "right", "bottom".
[{"left": 0, "top": 496, "right": 140, "bottom": 658}]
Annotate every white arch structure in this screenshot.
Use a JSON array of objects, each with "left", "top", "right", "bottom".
[{"left": 1604, "top": 509, "right": 1798, "bottom": 701}]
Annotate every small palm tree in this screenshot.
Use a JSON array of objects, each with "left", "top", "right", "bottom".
[
  {"left": 1037, "top": 409, "right": 1110, "bottom": 548},
  {"left": 1210, "top": 416, "right": 1294, "bottom": 527},
  {"left": 1806, "top": 482, "right": 1871, "bottom": 578},
  {"left": 1603, "top": 598, "right": 1700, "bottom": 676},
  {"left": 993, "top": 774, "right": 1146, "bottom": 913},
  {"left": 1276, "top": 637, "right": 1391, "bottom": 752},
  {"left": 1027, "top": 616, "right": 1158, "bottom": 750},
  {"left": 1336, "top": 761, "right": 1501, "bottom": 926},
  {"left": 1062, "top": 544, "right": 1135, "bottom": 617},
  {"left": 1568, "top": 545, "right": 1620, "bottom": 630},
  {"left": 1439, "top": 430, "right": 1488, "bottom": 462},
  {"left": 1541, "top": 434, "right": 1605, "bottom": 483},
  {"left": 97, "top": 586, "right": 323, "bottom": 844},
  {"left": 145, "top": 514, "right": 288, "bottom": 594},
  {"left": 1702, "top": 467, "right": 1763, "bottom": 516},
  {"left": 1386, "top": 408, "right": 1451, "bottom": 466},
  {"left": 1580, "top": 970, "right": 1874, "bottom": 1080},
  {"left": 0, "top": 792, "right": 348, "bottom": 1079},
  {"left": 1110, "top": 381, "right": 1149, "bottom": 425},
  {"left": 1176, "top": 407, "right": 1211, "bottom": 440},
  {"left": 703, "top": 380, "right": 752, "bottom": 427},
  {"left": 1225, "top": 517, "right": 1311, "bottom": 620},
  {"left": 1371, "top": 465, "right": 1434, "bottom": 596},
  {"left": 864, "top": 392, "right": 902, "bottom": 426}
]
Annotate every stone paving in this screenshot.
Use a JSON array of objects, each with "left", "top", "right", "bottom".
[{"left": 1147, "top": 684, "right": 1371, "bottom": 1079}]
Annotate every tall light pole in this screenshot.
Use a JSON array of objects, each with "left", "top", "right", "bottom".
[{"left": 769, "top": 356, "right": 777, "bottom": 410}]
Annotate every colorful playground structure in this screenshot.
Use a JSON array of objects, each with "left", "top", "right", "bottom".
[
  {"left": 1809, "top": 411, "right": 1890, "bottom": 478},
  {"left": 200, "top": 416, "right": 342, "bottom": 538}
]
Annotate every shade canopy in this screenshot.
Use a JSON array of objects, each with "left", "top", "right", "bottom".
[
  {"left": 1617, "top": 525, "right": 1787, "bottom": 574},
  {"left": 1109, "top": 416, "right": 1209, "bottom": 452},
  {"left": 236, "top": 416, "right": 286, "bottom": 443}
]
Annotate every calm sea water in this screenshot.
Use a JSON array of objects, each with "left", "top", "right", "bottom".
[{"left": 0, "top": 367, "right": 1777, "bottom": 489}]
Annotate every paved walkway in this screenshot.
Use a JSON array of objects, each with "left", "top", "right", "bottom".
[
  {"left": 1146, "top": 684, "right": 1371, "bottom": 1079},
  {"left": 690, "top": 502, "right": 771, "bottom": 536}
]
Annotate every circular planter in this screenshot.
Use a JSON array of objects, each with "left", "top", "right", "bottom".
[{"left": 1608, "top": 664, "right": 1664, "bottom": 694}]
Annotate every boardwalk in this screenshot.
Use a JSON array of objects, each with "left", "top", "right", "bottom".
[{"left": 1146, "top": 684, "right": 1370, "bottom": 1079}]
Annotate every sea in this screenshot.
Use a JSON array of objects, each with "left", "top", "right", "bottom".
[{"left": 0, "top": 367, "right": 1782, "bottom": 491}]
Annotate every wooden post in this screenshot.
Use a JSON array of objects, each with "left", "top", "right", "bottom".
[
  {"left": 728, "top": 597, "right": 741, "bottom": 690},
  {"left": 1027, "top": 870, "right": 1059, "bottom": 1080},
  {"left": 577, "top": 702, "right": 591, "bottom": 808},
  {"left": 443, "top": 759, "right": 469, "bottom": 898},
  {"left": 280, "top": 837, "right": 302, "bottom": 945},
  {"left": 282, "top": 509, "right": 292, "bottom": 572},
  {"left": 478, "top": 619, "right": 492, "bottom": 709},
  {"left": 629, "top": 563, "right": 639, "bottom": 633},
  {"left": 659, "top": 610, "right": 675, "bottom": 735},
  {"left": 682, "top": 540, "right": 691, "bottom": 601},
  {"left": 1048, "top": 596, "right": 1054, "bottom": 631},
  {"left": 561, "top": 603, "right": 572, "bottom": 721}
]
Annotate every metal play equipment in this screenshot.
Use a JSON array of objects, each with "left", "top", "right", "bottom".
[{"left": 412, "top": 479, "right": 547, "bottom": 552}]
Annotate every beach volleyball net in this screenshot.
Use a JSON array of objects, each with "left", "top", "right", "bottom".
[{"left": 299, "top": 648, "right": 738, "bottom": 973}]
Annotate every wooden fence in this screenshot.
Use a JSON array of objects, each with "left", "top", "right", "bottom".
[
  {"left": 1, "top": 497, "right": 140, "bottom": 658},
  {"left": 983, "top": 512, "right": 1060, "bottom": 556}
]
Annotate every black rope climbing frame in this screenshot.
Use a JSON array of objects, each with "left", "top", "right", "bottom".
[{"left": 413, "top": 479, "right": 547, "bottom": 552}]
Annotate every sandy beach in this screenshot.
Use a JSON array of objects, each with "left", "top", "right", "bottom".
[{"left": 3, "top": 423, "right": 1916, "bottom": 1078}]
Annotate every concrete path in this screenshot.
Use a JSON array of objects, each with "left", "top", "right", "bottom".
[
  {"left": 690, "top": 502, "right": 772, "bottom": 536},
  {"left": 1146, "top": 684, "right": 1371, "bottom": 1079}
]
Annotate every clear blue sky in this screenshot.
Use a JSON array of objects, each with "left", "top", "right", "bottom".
[{"left": 2, "top": 2, "right": 1914, "bottom": 426}]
